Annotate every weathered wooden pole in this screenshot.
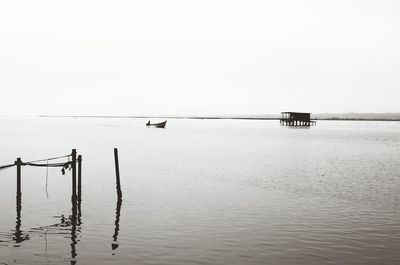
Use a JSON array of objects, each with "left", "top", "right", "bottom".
[
  {"left": 16, "top": 158, "right": 22, "bottom": 199},
  {"left": 71, "top": 149, "right": 77, "bottom": 202},
  {"left": 13, "top": 157, "right": 24, "bottom": 243},
  {"left": 114, "top": 148, "right": 122, "bottom": 199},
  {"left": 71, "top": 149, "right": 78, "bottom": 256},
  {"left": 77, "top": 155, "right": 82, "bottom": 202}
]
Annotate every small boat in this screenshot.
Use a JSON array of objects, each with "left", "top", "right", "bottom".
[{"left": 146, "top": 120, "right": 167, "bottom": 128}]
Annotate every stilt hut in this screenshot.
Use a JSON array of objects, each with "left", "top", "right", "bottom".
[{"left": 280, "top": 112, "right": 316, "bottom": 126}]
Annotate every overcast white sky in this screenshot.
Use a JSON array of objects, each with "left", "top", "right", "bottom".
[{"left": 0, "top": 0, "right": 399, "bottom": 116}]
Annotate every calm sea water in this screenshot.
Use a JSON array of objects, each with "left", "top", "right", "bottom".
[{"left": 0, "top": 117, "right": 399, "bottom": 265}]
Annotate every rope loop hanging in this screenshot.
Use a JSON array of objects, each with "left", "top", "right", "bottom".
[{"left": 0, "top": 153, "right": 74, "bottom": 174}]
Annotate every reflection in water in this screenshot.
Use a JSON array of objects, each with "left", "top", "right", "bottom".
[
  {"left": 69, "top": 200, "right": 78, "bottom": 265},
  {"left": 28, "top": 209, "right": 82, "bottom": 264},
  {"left": 112, "top": 198, "right": 122, "bottom": 254},
  {"left": 1, "top": 196, "right": 83, "bottom": 264},
  {"left": 68, "top": 198, "right": 83, "bottom": 265},
  {"left": 13, "top": 195, "right": 29, "bottom": 245},
  {"left": 4, "top": 199, "right": 83, "bottom": 265}
]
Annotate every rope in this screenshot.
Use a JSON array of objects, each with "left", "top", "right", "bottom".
[
  {"left": 25, "top": 154, "right": 71, "bottom": 164},
  {"left": 0, "top": 164, "right": 15, "bottom": 171},
  {"left": 0, "top": 153, "right": 72, "bottom": 173},
  {"left": 25, "top": 162, "right": 71, "bottom": 167}
]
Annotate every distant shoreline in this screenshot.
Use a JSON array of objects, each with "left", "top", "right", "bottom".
[{"left": 38, "top": 115, "right": 400, "bottom": 122}]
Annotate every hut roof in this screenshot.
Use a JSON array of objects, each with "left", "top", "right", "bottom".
[{"left": 281, "top": 112, "right": 311, "bottom": 114}]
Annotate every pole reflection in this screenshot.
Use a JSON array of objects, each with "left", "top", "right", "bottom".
[
  {"left": 112, "top": 198, "right": 122, "bottom": 254},
  {"left": 69, "top": 198, "right": 82, "bottom": 265},
  {"left": 13, "top": 194, "right": 29, "bottom": 245}
]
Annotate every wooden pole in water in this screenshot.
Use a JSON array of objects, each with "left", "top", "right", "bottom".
[
  {"left": 77, "top": 155, "right": 82, "bottom": 202},
  {"left": 114, "top": 148, "right": 122, "bottom": 199},
  {"left": 16, "top": 158, "right": 22, "bottom": 199},
  {"left": 71, "top": 149, "right": 77, "bottom": 202}
]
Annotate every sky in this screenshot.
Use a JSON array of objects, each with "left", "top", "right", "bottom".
[{"left": 0, "top": 0, "right": 399, "bottom": 116}]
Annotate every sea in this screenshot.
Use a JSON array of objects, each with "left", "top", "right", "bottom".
[{"left": 0, "top": 117, "right": 399, "bottom": 265}]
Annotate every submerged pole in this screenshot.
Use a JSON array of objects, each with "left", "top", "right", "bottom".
[
  {"left": 114, "top": 148, "right": 122, "bottom": 199},
  {"left": 71, "top": 149, "right": 77, "bottom": 202}
]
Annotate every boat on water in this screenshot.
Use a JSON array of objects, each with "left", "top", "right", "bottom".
[{"left": 146, "top": 120, "right": 167, "bottom": 128}]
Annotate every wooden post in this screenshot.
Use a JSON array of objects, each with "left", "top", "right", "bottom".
[
  {"left": 114, "top": 148, "right": 122, "bottom": 199},
  {"left": 16, "top": 158, "right": 22, "bottom": 199},
  {"left": 77, "top": 155, "right": 82, "bottom": 202},
  {"left": 14, "top": 157, "right": 25, "bottom": 244},
  {"left": 71, "top": 150, "right": 78, "bottom": 258},
  {"left": 71, "top": 149, "right": 77, "bottom": 202},
  {"left": 112, "top": 148, "right": 123, "bottom": 252}
]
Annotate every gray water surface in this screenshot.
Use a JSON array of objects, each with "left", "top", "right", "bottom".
[{"left": 0, "top": 117, "right": 399, "bottom": 265}]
